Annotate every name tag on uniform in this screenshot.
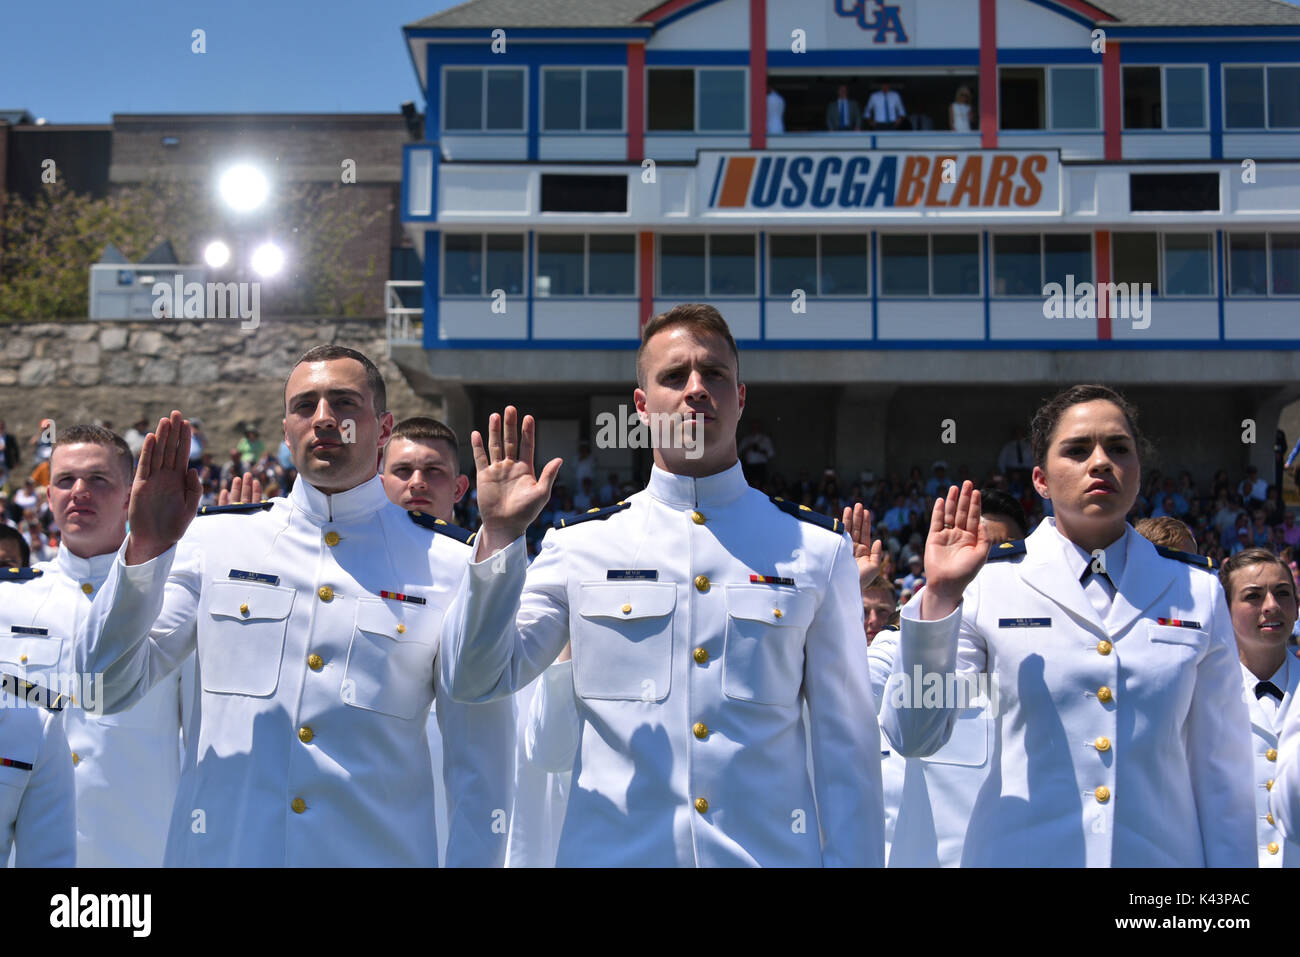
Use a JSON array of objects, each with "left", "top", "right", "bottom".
[
  {"left": 750, "top": 574, "right": 796, "bottom": 586},
  {"left": 10, "top": 625, "right": 48, "bottom": 636},
  {"left": 607, "top": 569, "right": 658, "bottom": 581},
  {"left": 1156, "top": 617, "right": 1202, "bottom": 629},
  {"left": 229, "top": 569, "right": 280, "bottom": 586},
  {"left": 999, "top": 617, "right": 1051, "bottom": 628}
]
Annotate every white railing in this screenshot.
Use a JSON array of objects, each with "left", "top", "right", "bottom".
[{"left": 385, "top": 281, "right": 424, "bottom": 355}]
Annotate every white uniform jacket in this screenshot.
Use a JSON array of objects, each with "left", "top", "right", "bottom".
[
  {"left": 0, "top": 549, "right": 192, "bottom": 867},
  {"left": 442, "top": 462, "right": 884, "bottom": 867},
  {"left": 869, "top": 629, "right": 991, "bottom": 867},
  {"left": 0, "top": 671, "right": 75, "bottom": 866},
  {"left": 1240, "top": 658, "right": 1300, "bottom": 866},
  {"left": 75, "top": 476, "right": 514, "bottom": 867},
  {"left": 881, "top": 520, "right": 1256, "bottom": 867},
  {"left": 505, "top": 666, "right": 573, "bottom": 868}
]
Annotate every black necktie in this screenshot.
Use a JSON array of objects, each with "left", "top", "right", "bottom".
[
  {"left": 1256, "top": 680, "right": 1284, "bottom": 702},
  {"left": 1079, "top": 566, "right": 1115, "bottom": 588}
]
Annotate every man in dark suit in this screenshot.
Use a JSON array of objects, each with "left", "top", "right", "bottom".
[{"left": 826, "top": 84, "right": 862, "bottom": 132}]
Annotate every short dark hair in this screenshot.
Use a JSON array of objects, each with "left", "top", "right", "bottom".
[
  {"left": 286, "top": 345, "right": 387, "bottom": 416},
  {"left": 636, "top": 304, "right": 740, "bottom": 389},
  {"left": 51, "top": 425, "right": 134, "bottom": 485},
  {"left": 0, "top": 523, "right": 31, "bottom": 568},
  {"left": 1220, "top": 547, "right": 1295, "bottom": 604},
  {"left": 1135, "top": 516, "right": 1194, "bottom": 551},
  {"left": 388, "top": 417, "right": 460, "bottom": 472},
  {"left": 979, "top": 488, "right": 1028, "bottom": 539},
  {"left": 1030, "top": 384, "right": 1148, "bottom": 469}
]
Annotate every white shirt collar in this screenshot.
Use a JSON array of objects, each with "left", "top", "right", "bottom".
[
  {"left": 288, "top": 474, "right": 391, "bottom": 525},
  {"left": 52, "top": 544, "right": 118, "bottom": 586},
  {"left": 1050, "top": 517, "right": 1129, "bottom": 584},
  {"left": 645, "top": 460, "right": 749, "bottom": 509}
]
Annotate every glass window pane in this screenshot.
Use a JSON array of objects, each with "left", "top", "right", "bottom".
[
  {"left": 648, "top": 70, "right": 694, "bottom": 131},
  {"left": 1268, "top": 67, "right": 1300, "bottom": 129},
  {"left": 536, "top": 235, "right": 584, "bottom": 296},
  {"left": 1224, "top": 67, "right": 1265, "bottom": 129},
  {"left": 699, "top": 70, "right": 746, "bottom": 132},
  {"left": 1051, "top": 68, "right": 1099, "bottom": 130},
  {"left": 1123, "top": 67, "right": 1161, "bottom": 129},
  {"left": 1044, "top": 234, "right": 1092, "bottom": 287},
  {"left": 1112, "top": 233, "right": 1159, "bottom": 295},
  {"left": 486, "top": 234, "right": 524, "bottom": 295},
  {"left": 543, "top": 70, "right": 582, "bottom": 131},
  {"left": 932, "top": 235, "right": 980, "bottom": 296},
  {"left": 1271, "top": 234, "right": 1300, "bottom": 296},
  {"left": 585, "top": 70, "right": 624, "bottom": 131},
  {"left": 1229, "top": 233, "right": 1268, "bottom": 296},
  {"left": 443, "top": 234, "right": 482, "bottom": 295},
  {"left": 880, "top": 235, "right": 930, "bottom": 296},
  {"left": 660, "top": 235, "right": 706, "bottom": 296},
  {"left": 588, "top": 235, "right": 636, "bottom": 295},
  {"left": 820, "top": 234, "right": 868, "bottom": 296},
  {"left": 486, "top": 70, "right": 524, "bottom": 130},
  {"left": 769, "top": 235, "right": 817, "bottom": 298},
  {"left": 1163, "top": 234, "right": 1213, "bottom": 296},
  {"left": 444, "top": 70, "right": 483, "bottom": 131},
  {"left": 993, "top": 234, "right": 1041, "bottom": 296},
  {"left": 1164, "top": 67, "right": 1205, "bottom": 129},
  {"left": 1000, "top": 68, "right": 1044, "bottom": 130},
  {"left": 709, "top": 235, "right": 755, "bottom": 295}
]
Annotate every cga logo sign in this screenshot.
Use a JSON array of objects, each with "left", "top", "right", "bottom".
[
  {"left": 834, "top": 0, "right": 909, "bottom": 43},
  {"left": 704, "top": 151, "right": 1059, "bottom": 214}
]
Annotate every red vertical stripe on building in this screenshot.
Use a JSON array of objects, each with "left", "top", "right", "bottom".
[
  {"left": 979, "top": 0, "right": 998, "bottom": 149},
  {"left": 639, "top": 231, "right": 655, "bottom": 334},
  {"left": 627, "top": 43, "right": 645, "bottom": 162},
  {"left": 1095, "top": 230, "right": 1112, "bottom": 340},
  {"left": 750, "top": 0, "right": 767, "bottom": 150},
  {"left": 1103, "top": 40, "right": 1122, "bottom": 161}
]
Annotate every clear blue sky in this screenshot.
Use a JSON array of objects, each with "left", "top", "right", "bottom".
[{"left": 1, "top": 0, "right": 462, "bottom": 123}]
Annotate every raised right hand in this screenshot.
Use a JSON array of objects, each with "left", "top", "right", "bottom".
[
  {"left": 470, "top": 406, "right": 562, "bottom": 555},
  {"left": 918, "top": 481, "right": 989, "bottom": 621},
  {"left": 125, "top": 411, "right": 202, "bottom": 565}
]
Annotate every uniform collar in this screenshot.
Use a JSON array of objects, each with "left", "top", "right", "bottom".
[
  {"left": 52, "top": 544, "right": 119, "bottom": 586},
  {"left": 1056, "top": 520, "right": 1129, "bottom": 586},
  {"left": 289, "top": 474, "right": 390, "bottom": 525},
  {"left": 646, "top": 461, "right": 748, "bottom": 509}
]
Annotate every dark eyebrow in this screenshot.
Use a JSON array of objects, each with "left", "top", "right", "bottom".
[
  {"left": 1058, "top": 432, "right": 1132, "bottom": 445},
  {"left": 287, "top": 387, "right": 365, "bottom": 405}
]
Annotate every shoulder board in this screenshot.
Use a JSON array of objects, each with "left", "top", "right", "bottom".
[
  {"left": 1154, "top": 544, "right": 1217, "bottom": 571},
  {"left": 408, "top": 511, "right": 475, "bottom": 545},
  {"left": 0, "top": 672, "right": 66, "bottom": 712},
  {"left": 197, "top": 501, "right": 275, "bottom": 517},
  {"left": 987, "top": 539, "right": 1027, "bottom": 561},
  {"left": 768, "top": 496, "right": 842, "bottom": 534},
  {"left": 0, "top": 567, "right": 42, "bottom": 582},
  {"left": 558, "top": 501, "right": 631, "bottom": 529}
]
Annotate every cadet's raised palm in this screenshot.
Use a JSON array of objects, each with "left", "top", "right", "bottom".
[
  {"left": 919, "top": 481, "right": 989, "bottom": 619},
  {"left": 126, "top": 411, "right": 203, "bottom": 564},
  {"left": 472, "top": 406, "right": 562, "bottom": 548}
]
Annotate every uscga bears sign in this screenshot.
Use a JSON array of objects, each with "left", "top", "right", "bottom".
[
  {"left": 834, "top": 0, "right": 911, "bottom": 44},
  {"left": 700, "top": 150, "right": 1062, "bottom": 216}
]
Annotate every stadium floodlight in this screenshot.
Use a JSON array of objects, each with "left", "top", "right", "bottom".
[
  {"left": 250, "top": 242, "right": 285, "bottom": 277},
  {"left": 203, "top": 240, "right": 231, "bottom": 268},
  {"left": 218, "top": 164, "right": 270, "bottom": 212}
]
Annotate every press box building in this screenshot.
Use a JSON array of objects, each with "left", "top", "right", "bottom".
[{"left": 391, "top": 0, "right": 1300, "bottom": 485}]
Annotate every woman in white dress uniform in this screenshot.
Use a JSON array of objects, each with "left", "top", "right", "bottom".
[{"left": 881, "top": 384, "right": 1256, "bottom": 866}]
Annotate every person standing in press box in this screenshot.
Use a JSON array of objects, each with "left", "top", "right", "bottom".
[
  {"left": 75, "top": 345, "right": 514, "bottom": 867},
  {"left": 441, "top": 304, "right": 884, "bottom": 867},
  {"left": 881, "top": 385, "right": 1256, "bottom": 867}
]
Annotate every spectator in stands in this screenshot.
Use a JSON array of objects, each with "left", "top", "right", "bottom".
[
  {"left": 865, "top": 80, "right": 907, "bottom": 130},
  {"left": 739, "top": 421, "right": 775, "bottom": 487},
  {"left": 924, "top": 461, "right": 954, "bottom": 499},
  {"left": 598, "top": 471, "right": 621, "bottom": 507},
  {"left": 236, "top": 426, "right": 265, "bottom": 469},
  {"left": 29, "top": 419, "right": 54, "bottom": 466},
  {"left": 123, "top": 417, "right": 149, "bottom": 462},
  {"left": 573, "top": 477, "right": 594, "bottom": 512},
  {"left": 766, "top": 85, "right": 785, "bottom": 134},
  {"left": 949, "top": 85, "right": 974, "bottom": 132},
  {"left": 0, "top": 522, "right": 30, "bottom": 568},
  {"left": 896, "top": 553, "right": 925, "bottom": 593},
  {"left": 1254, "top": 509, "right": 1273, "bottom": 548},
  {"left": 188, "top": 417, "right": 207, "bottom": 470},
  {"left": 1224, "top": 512, "right": 1252, "bottom": 550},
  {"left": 1135, "top": 516, "right": 1198, "bottom": 554},
  {"left": 1265, "top": 486, "right": 1286, "bottom": 526},
  {"left": 979, "top": 488, "right": 1029, "bottom": 545},
  {"left": 1283, "top": 511, "right": 1300, "bottom": 549},
  {"left": 826, "top": 83, "right": 863, "bottom": 132},
  {"left": 13, "top": 477, "right": 38, "bottom": 516},
  {"left": 1241, "top": 465, "right": 1268, "bottom": 507},
  {"left": 1230, "top": 525, "right": 1254, "bottom": 556},
  {"left": 0, "top": 419, "right": 19, "bottom": 491}
]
